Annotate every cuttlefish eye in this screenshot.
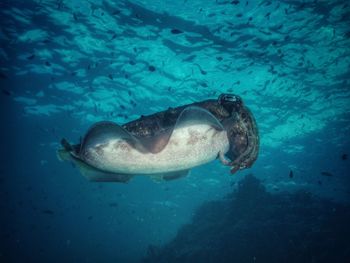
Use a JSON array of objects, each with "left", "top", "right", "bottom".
[
  {"left": 218, "top": 94, "right": 243, "bottom": 115},
  {"left": 218, "top": 94, "right": 242, "bottom": 104}
]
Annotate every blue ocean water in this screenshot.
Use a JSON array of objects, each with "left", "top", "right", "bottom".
[{"left": 1, "top": 0, "right": 349, "bottom": 262}]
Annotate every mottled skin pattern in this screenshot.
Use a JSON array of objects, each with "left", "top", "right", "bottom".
[{"left": 120, "top": 94, "right": 259, "bottom": 174}]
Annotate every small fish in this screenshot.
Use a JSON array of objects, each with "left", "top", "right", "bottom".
[
  {"left": 42, "top": 209, "right": 54, "bottom": 215},
  {"left": 321, "top": 171, "right": 333, "bottom": 177},
  {"left": 341, "top": 154, "right": 348, "bottom": 160},
  {"left": 289, "top": 169, "right": 293, "bottom": 178},
  {"left": 199, "top": 82, "right": 208, "bottom": 88},
  {"left": 2, "top": 89, "right": 11, "bottom": 96},
  {"left": 183, "top": 54, "right": 196, "bottom": 62},
  {"left": 231, "top": 0, "right": 240, "bottom": 5},
  {"left": 108, "top": 74, "right": 113, "bottom": 80},
  {"left": 148, "top": 65, "right": 156, "bottom": 72},
  {"left": 26, "top": 54, "right": 35, "bottom": 60},
  {"left": 171, "top": 29, "right": 183, "bottom": 34},
  {"left": 194, "top": 64, "right": 207, "bottom": 75},
  {"left": 45, "top": 61, "right": 51, "bottom": 67},
  {"left": 110, "top": 33, "right": 117, "bottom": 41}
]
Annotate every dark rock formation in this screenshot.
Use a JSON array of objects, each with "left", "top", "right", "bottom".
[{"left": 143, "top": 174, "right": 350, "bottom": 263}]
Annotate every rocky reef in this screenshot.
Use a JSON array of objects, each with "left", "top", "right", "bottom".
[{"left": 143, "top": 174, "right": 350, "bottom": 263}]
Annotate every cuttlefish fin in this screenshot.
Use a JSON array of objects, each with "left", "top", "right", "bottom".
[
  {"left": 138, "top": 106, "right": 225, "bottom": 154},
  {"left": 149, "top": 169, "right": 190, "bottom": 182},
  {"left": 58, "top": 142, "right": 133, "bottom": 182},
  {"left": 162, "top": 169, "right": 190, "bottom": 181},
  {"left": 76, "top": 161, "right": 133, "bottom": 182},
  {"left": 80, "top": 121, "right": 148, "bottom": 153},
  {"left": 80, "top": 121, "right": 173, "bottom": 154},
  {"left": 57, "top": 148, "right": 71, "bottom": 162},
  {"left": 57, "top": 138, "right": 79, "bottom": 161},
  {"left": 137, "top": 130, "right": 173, "bottom": 154},
  {"left": 174, "top": 106, "right": 224, "bottom": 131}
]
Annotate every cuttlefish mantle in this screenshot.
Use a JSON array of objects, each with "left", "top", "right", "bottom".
[{"left": 58, "top": 94, "right": 259, "bottom": 183}]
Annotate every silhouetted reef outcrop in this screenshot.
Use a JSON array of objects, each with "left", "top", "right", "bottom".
[{"left": 143, "top": 174, "right": 350, "bottom": 263}]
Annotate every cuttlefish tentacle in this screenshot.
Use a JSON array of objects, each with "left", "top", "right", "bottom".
[{"left": 218, "top": 151, "right": 231, "bottom": 166}]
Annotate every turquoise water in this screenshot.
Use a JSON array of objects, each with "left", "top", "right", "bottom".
[{"left": 1, "top": 0, "right": 349, "bottom": 262}]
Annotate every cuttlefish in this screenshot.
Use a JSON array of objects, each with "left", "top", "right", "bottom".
[{"left": 58, "top": 94, "right": 259, "bottom": 182}]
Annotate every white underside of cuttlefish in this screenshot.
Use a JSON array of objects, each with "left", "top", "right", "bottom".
[{"left": 58, "top": 106, "right": 231, "bottom": 182}]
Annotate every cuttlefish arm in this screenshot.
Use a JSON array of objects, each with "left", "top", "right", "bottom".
[
  {"left": 218, "top": 152, "right": 241, "bottom": 174},
  {"left": 218, "top": 151, "right": 231, "bottom": 166}
]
